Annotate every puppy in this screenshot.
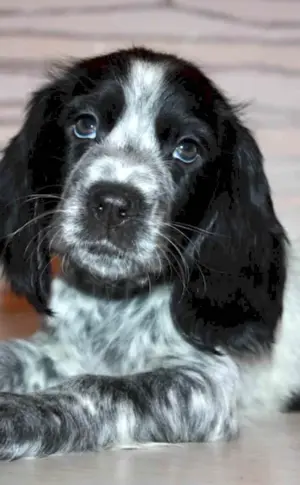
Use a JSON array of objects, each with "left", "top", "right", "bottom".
[{"left": 0, "top": 47, "right": 299, "bottom": 460}]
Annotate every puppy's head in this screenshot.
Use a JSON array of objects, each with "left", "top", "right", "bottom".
[{"left": 0, "top": 47, "right": 286, "bottom": 322}]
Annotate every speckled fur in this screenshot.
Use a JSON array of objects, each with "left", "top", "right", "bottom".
[{"left": 0, "top": 278, "right": 239, "bottom": 459}]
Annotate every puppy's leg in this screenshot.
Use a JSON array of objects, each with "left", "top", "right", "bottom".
[
  {"left": 0, "top": 353, "right": 239, "bottom": 460},
  {"left": 0, "top": 333, "right": 83, "bottom": 393}
]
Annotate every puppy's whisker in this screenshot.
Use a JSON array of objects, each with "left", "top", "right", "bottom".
[
  {"left": 163, "top": 231, "right": 207, "bottom": 293},
  {"left": 47, "top": 227, "right": 62, "bottom": 255},
  {"left": 11, "top": 194, "right": 62, "bottom": 205},
  {"left": 23, "top": 221, "right": 57, "bottom": 258},
  {"left": 157, "top": 246, "right": 178, "bottom": 283},
  {"left": 38, "top": 255, "right": 56, "bottom": 292},
  {"left": 166, "top": 221, "right": 225, "bottom": 239},
  {"left": 161, "top": 224, "right": 200, "bottom": 255},
  {"left": 158, "top": 233, "right": 189, "bottom": 292},
  {"left": 5, "top": 209, "right": 70, "bottom": 240}
]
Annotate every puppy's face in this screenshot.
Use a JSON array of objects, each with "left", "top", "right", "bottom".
[
  {"left": 0, "top": 47, "right": 285, "bottom": 316},
  {"left": 50, "top": 52, "right": 217, "bottom": 283}
]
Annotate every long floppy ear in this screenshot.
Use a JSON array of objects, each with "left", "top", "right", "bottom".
[
  {"left": 172, "top": 111, "right": 288, "bottom": 355},
  {"left": 0, "top": 81, "right": 66, "bottom": 313}
]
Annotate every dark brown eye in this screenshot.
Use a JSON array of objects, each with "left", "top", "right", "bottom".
[
  {"left": 173, "top": 139, "right": 199, "bottom": 164},
  {"left": 73, "top": 114, "right": 98, "bottom": 140}
]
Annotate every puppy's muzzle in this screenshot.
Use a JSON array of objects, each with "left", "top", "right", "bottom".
[{"left": 86, "top": 182, "right": 146, "bottom": 249}]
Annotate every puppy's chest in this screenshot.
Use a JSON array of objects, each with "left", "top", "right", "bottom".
[
  {"left": 90, "top": 288, "right": 178, "bottom": 375},
  {"left": 51, "top": 279, "right": 181, "bottom": 375}
]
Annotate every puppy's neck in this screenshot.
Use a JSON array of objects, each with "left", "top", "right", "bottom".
[{"left": 59, "top": 262, "right": 161, "bottom": 301}]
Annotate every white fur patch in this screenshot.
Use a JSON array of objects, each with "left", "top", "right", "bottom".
[{"left": 107, "top": 60, "right": 166, "bottom": 153}]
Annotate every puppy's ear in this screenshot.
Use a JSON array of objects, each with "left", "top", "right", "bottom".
[
  {"left": 172, "top": 112, "right": 287, "bottom": 354},
  {"left": 0, "top": 81, "right": 65, "bottom": 313}
]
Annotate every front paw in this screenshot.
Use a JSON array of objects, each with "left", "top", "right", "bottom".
[
  {"left": 0, "top": 393, "right": 45, "bottom": 460},
  {"left": 0, "top": 390, "right": 95, "bottom": 460}
]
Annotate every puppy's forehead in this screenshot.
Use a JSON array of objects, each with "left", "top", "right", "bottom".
[
  {"left": 126, "top": 58, "right": 166, "bottom": 98},
  {"left": 106, "top": 59, "right": 167, "bottom": 152}
]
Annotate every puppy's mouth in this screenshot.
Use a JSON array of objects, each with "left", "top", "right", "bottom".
[
  {"left": 50, "top": 206, "right": 167, "bottom": 282},
  {"left": 61, "top": 238, "right": 135, "bottom": 264},
  {"left": 53, "top": 234, "right": 162, "bottom": 283},
  {"left": 82, "top": 240, "right": 126, "bottom": 258}
]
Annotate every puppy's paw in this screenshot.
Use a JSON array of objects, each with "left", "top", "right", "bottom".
[{"left": 0, "top": 393, "right": 43, "bottom": 460}]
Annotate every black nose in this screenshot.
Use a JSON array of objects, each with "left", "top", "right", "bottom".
[{"left": 88, "top": 182, "right": 143, "bottom": 227}]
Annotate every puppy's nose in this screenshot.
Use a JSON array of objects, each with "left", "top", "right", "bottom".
[{"left": 88, "top": 182, "right": 143, "bottom": 226}]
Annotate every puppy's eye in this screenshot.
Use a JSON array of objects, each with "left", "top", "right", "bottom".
[
  {"left": 173, "top": 139, "right": 199, "bottom": 164},
  {"left": 73, "top": 114, "right": 98, "bottom": 140}
]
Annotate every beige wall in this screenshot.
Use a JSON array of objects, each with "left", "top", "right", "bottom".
[{"left": 1, "top": 0, "right": 299, "bottom": 238}]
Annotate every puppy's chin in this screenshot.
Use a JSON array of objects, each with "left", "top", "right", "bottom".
[{"left": 54, "top": 239, "right": 163, "bottom": 287}]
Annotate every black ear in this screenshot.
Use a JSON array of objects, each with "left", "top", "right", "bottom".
[
  {"left": 172, "top": 112, "right": 288, "bottom": 355},
  {"left": 0, "top": 81, "right": 66, "bottom": 313}
]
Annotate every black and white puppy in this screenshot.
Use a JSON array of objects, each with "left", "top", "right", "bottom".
[{"left": 0, "top": 47, "right": 299, "bottom": 460}]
